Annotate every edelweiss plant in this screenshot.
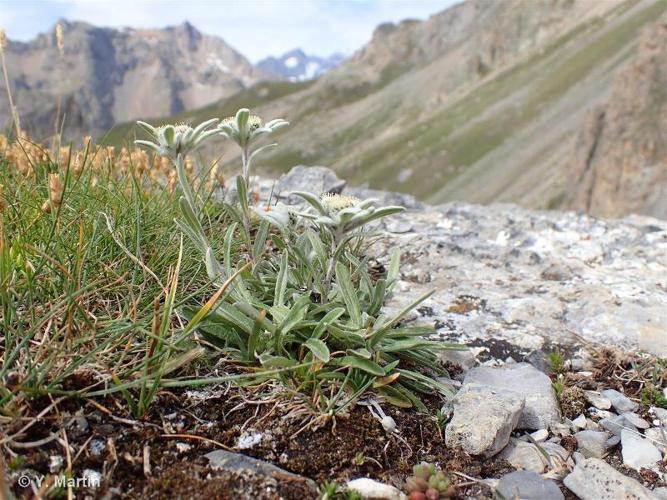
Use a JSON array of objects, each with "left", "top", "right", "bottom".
[
  {"left": 135, "top": 109, "right": 461, "bottom": 416},
  {"left": 218, "top": 108, "right": 288, "bottom": 184}
]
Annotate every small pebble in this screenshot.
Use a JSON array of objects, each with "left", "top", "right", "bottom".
[
  {"left": 90, "top": 439, "right": 106, "bottom": 456},
  {"left": 550, "top": 422, "right": 571, "bottom": 437},
  {"left": 585, "top": 419, "right": 600, "bottom": 430},
  {"left": 606, "top": 435, "right": 621, "bottom": 448},
  {"left": 176, "top": 442, "right": 192, "bottom": 453},
  {"left": 651, "top": 407, "right": 667, "bottom": 425},
  {"left": 82, "top": 469, "right": 102, "bottom": 489},
  {"left": 572, "top": 414, "right": 587, "bottom": 429},
  {"left": 584, "top": 391, "right": 611, "bottom": 410},
  {"left": 589, "top": 408, "right": 614, "bottom": 420},
  {"left": 530, "top": 429, "right": 549, "bottom": 442},
  {"left": 602, "top": 389, "right": 638, "bottom": 413},
  {"left": 49, "top": 455, "right": 64, "bottom": 473}
]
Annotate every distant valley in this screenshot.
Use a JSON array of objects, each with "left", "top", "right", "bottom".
[{"left": 2, "top": 0, "right": 665, "bottom": 219}]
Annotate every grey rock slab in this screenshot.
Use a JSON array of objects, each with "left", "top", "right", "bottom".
[
  {"left": 275, "top": 166, "right": 346, "bottom": 198},
  {"left": 574, "top": 430, "right": 610, "bottom": 458},
  {"left": 563, "top": 458, "right": 654, "bottom": 500},
  {"left": 204, "top": 450, "right": 318, "bottom": 493},
  {"left": 600, "top": 414, "right": 638, "bottom": 436},
  {"left": 584, "top": 390, "right": 612, "bottom": 410},
  {"left": 621, "top": 412, "right": 650, "bottom": 429},
  {"left": 602, "top": 389, "right": 638, "bottom": 413},
  {"left": 363, "top": 202, "right": 667, "bottom": 355},
  {"left": 445, "top": 386, "right": 524, "bottom": 457},
  {"left": 500, "top": 439, "right": 550, "bottom": 473},
  {"left": 461, "top": 363, "right": 561, "bottom": 430},
  {"left": 495, "top": 471, "right": 564, "bottom": 500},
  {"left": 621, "top": 428, "right": 662, "bottom": 471}
]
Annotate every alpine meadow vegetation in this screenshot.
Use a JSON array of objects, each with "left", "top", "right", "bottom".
[
  {"left": 0, "top": 107, "right": 461, "bottom": 425},
  {"left": 135, "top": 108, "right": 462, "bottom": 417}
]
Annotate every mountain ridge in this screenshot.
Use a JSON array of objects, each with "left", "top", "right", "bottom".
[
  {"left": 21, "top": 0, "right": 666, "bottom": 220},
  {"left": 0, "top": 20, "right": 271, "bottom": 138}
]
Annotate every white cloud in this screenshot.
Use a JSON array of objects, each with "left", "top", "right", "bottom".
[{"left": 0, "top": 0, "right": 458, "bottom": 62}]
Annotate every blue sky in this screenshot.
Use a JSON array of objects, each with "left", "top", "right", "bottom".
[{"left": 0, "top": 0, "right": 458, "bottom": 62}]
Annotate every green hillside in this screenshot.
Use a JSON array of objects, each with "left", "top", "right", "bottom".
[{"left": 101, "top": 0, "right": 664, "bottom": 210}]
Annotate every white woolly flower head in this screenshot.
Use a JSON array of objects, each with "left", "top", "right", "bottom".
[
  {"left": 321, "top": 193, "right": 360, "bottom": 212},
  {"left": 218, "top": 108, "right": 288, "bottom": 148},
  {"left": 291, "top": 191, "right": 406, "bottom": 235},
  {"left": 134, "top": 118, "right": 219, "bottom": 159}
]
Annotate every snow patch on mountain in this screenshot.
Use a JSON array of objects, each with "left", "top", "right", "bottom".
[{"left": 257, "top": 49, "right": 344, "bottom": 81}]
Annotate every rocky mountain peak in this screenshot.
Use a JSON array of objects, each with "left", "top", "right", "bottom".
[
  {"left": 257, "top": 49, "right": 344, "bottom": 81},
  {"left": 0, "top": 20, "right": 271, "bottom": 139}
]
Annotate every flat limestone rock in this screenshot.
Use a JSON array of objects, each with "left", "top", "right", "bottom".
[
  {"left": 445, "top": 386, "right": 524, "bottom": 457},
  {"left": 621, "top": 429, "right": 662, "bottom": 471},
  {"left": 501, "top": 438, "right": 569, "bottom": 474},
  {"left": 500, "top": 439, "right": 549, "bottom": 473},
  {"left": 462, "top": 363, "right": 561, "bottom": 430},
  {"left": 574, "top": 430, "right": 610, "bottom": 458},
  {"left": 563, "top": 457, "right": 654, "bottom": 500},
  {"left": 496, "top": 471, "right": 564, "bottom": 500},
  {"left": 602, "top": 389, "right": 638, "bottom": 413},
  {"left": 276, "top": 166, "right": 346, "bottom": 198},
  {"left": 204, "top": 450, "right": 318, "bottom": 493}
]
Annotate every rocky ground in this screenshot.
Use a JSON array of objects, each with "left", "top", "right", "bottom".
[
  {"left": 5, "top": 166, "right": 666, "bottom": 499},
  {"left": 272, "top": 166, "right": 667, "bottom": 498}
]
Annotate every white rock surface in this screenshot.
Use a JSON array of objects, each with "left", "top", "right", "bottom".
[
  {"left": 364, "top": 201, "right": 667, "bottom": 357},
  {"left": 445, "top": 386, "right": 524, "bottom": 457},
  {"left": 346, "top": 478, "right": 406, "bottom": 500},
  {"left": 530, "top": 429, "right": 549, "bottom": 442},
  {"left": 563, "top": 458, "right": 654, "bottom": 499},
  {"left": 621, "top": 429, "right": 662, "bottom": 471}
]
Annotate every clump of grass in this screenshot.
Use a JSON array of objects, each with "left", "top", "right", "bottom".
[
  {"left": 548, "top": 350, "right": 566, "bottom": 374},
  {"left": 2, "top": 103, "right": 461, "bottom": 424},
  {"left": 641, "top": 385, "right": 667, "bottom": 409},
  {"left": 0, "top": 134, "right": 229, "bottom": 416}
]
